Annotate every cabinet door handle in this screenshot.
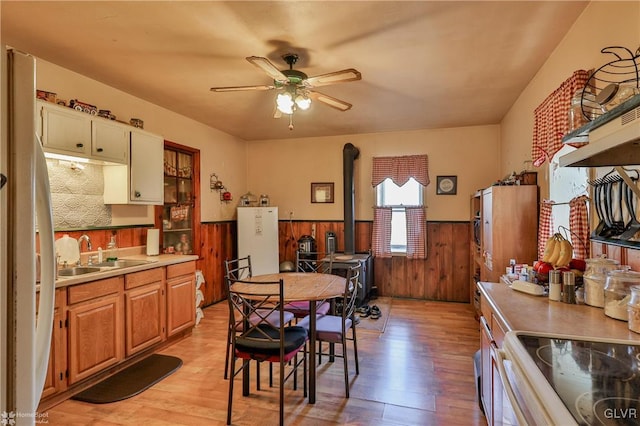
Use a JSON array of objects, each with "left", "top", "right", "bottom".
[
  {"left": 96, "top": 147, "right": 103, "bottom": 152},
  {"left": 134, "top": 191, "right": 141, "bottom": 198},
  {"left": 76, "top": 143, "right": 84, "bottom": 148}
]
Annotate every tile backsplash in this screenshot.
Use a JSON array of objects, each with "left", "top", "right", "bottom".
[{"left": 47, "top": 159, "right": 111, "bottom": 229}]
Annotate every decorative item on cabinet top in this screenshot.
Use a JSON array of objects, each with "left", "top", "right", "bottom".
[
  {"left": 210, "top": 173, "right": 232, "bottom": 202},
  {"left": 580, "top": 46, "right": 640, "bottom": 123}
]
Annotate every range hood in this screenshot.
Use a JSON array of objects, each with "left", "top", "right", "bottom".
[{"left": 559, "top": 95, "right": 640, "bottom": 167}]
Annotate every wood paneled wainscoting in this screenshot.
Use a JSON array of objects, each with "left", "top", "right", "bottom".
[
  {"left": 198, "top": 221, "right": 235, "bottom": 306},
  {"left": 374, "top": 221, "right": 471, "bottom": 302},
  {"left": 197, "top": 220, "right": 471, "bottom": 306}
]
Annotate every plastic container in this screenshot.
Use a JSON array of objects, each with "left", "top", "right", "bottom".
[
  {"left": 628, "top": 285, "right": 640, "bottom": 334},
  {"left": 604, "top": 270, "right": 640, "bottom": 321},
  {"left": 583, "top": 258, "right": 619, "bottom": 308}
]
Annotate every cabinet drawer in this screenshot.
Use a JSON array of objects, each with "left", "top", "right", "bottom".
[
  {"left": 68, "top": 276, "right": 123, "bottom": 305},
  {"left": 491, "top": 313, "right": 507, "bottom": 348},
  {"left": 167, "top": 261, "right": 195, "bottom": 279},
  {"left": 125, "top": 267, "right": 165, "bottom": 290}
]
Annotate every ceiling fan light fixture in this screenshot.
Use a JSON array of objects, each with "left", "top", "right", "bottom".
[
  {"left": 295, "top": 93, "right": 311, "bottom": 110},
  {"left": 276, "top": 92, "right": 294, "bottom": 114}
]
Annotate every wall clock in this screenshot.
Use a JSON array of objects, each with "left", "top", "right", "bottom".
[{"left": 436, "top": 175, "right": 457, "bottom": 195}]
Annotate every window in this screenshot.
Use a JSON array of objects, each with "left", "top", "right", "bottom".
[
  {"left": 376, "top": 177, "right": 423, "bottom": 253},
  {"left": 371, "top": 154, "right": 428, "bottom": 259}
]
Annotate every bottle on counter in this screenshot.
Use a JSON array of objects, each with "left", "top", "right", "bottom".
[
  {"left": 562, "top": 271, "right": 576, "bottom": 304},
  {"left": 106, "top": 235, "right": 118, "bottom": 261},
  {"left": 604, "top": 270, "right": 640, "bottom": 321},
  {"left": 549, "top": 270, "right": 562, "bottom": 301}
]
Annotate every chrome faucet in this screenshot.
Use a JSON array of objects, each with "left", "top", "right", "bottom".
[{"left": 78, "top": 234, "right": 92, "bottom": 265}]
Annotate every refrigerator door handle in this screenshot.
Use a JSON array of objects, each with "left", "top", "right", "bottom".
[{"left": 33, "top": 134, "right": 55, "bottom": 406}]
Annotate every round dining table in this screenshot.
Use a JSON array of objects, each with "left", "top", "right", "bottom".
[{"left": 233, "top": 272, "right": 346, "bottom": 404}]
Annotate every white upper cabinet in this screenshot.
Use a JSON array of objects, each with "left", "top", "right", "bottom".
[
  {"left": 130, "top": 129, "right": 163, "bottom": 204},
  {"left": 91, "top": 120, "right": 129, "bottom": 164},
  {"left": 103, "top": 129, "right": 164, "bottom": 205},
  {"left": 39, "top": 100, "right": 128, "bottom": 164},
  {"left": 40, "top": 101, "right": 91, "bottom": 157}
]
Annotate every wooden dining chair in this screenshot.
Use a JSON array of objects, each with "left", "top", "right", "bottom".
[
  {"left": 226, "top": 278, "right": 308, "bottom": 426},
  {"left": 285, "top": 250, "right": 334, "bottom": 318},
  {"left": 299, "top": 263, "right": 361, "bottom": 397},
  {"left": 223, "top": 256, "right": 294, "bottom": 383}
]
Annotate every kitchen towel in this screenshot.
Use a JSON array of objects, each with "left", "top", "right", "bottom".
[{"left": 146, "top": 229, "right": 160, "bottom": 256}]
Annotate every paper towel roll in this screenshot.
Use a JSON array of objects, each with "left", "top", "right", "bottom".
[{"left": 146, "top": 229, "right": 160, "bottom": 256}]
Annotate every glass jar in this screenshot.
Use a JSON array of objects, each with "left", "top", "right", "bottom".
[
  {"left": 597, "top": 83, "right": 640, "bottom": 112},
  {"left": 583, "top": 258, "right": 619, "bottom": 308},
  {"left": 604, "top": 270, "right": 640, "bottom": 321},
  {"left": 628, "top": 285, "right": 640, "bottom": 334},
  {"left": 568, "top": 89, "right": 587, "bottom": 132}
]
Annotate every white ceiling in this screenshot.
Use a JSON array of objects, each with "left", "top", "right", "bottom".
[{"left": 1, "top": 1, "right": 588, "bottom": 141}]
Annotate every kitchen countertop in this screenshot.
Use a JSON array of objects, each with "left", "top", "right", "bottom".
[
  {"left": 52, "top": 253, "right": 198, "bottom": 288},
  {"left": 478, "top": 279, "right": 640, "bottom": 342}
]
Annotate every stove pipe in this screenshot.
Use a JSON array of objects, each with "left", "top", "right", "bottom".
[{"left": 343, "top": 143, "right": 360, "bottom": 255}]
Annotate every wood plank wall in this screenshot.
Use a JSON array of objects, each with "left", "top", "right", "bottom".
[
  {"left": 58, "top": 221, "right": 471, "bottom": 307},
  {"left": 198, "top": 220, "right": 470, "bottom": 306}
]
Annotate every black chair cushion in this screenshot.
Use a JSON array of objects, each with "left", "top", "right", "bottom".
[{"left": 236, "top": 325, "right": 308, "bottom": 356}]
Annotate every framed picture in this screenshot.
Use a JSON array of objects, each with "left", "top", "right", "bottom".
[
  {"left": 436, "top": 175, "right": 457, "bottom": 195},
  {"left": 311, "top": 182, "right": 334, "bottom": 203}
]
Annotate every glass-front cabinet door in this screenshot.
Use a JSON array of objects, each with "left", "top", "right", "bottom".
[{"left": 159, "top": 142, "right": 200, "bottom": 255}]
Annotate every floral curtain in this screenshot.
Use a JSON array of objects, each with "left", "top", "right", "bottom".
[{"left": 371, "top": 155, "right": 428, "bottom": 259}]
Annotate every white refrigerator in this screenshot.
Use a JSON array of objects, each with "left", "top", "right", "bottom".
[
  {"left": 237, "top": 207, "right": 279, "bottom": 275},
  {"left": 1, "top": 48, "right": 56, "bottom": 425}
]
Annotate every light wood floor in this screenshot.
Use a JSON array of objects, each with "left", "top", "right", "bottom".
[{"left": 42, "top": 298, "right": 487, "bottom": 425}]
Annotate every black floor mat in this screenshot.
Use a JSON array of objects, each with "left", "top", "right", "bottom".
[{"left": 72, "top": 354, "right": 182, "bottom": 404}]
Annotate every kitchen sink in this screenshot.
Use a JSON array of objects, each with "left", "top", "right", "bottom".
[
  {"left": 58, "top": 266, "right": 102, "bottom": 277},
  {"left": 92, "top": 259, "right": 154, "bottom": 268}
]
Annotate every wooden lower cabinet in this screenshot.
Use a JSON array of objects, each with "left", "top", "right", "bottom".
[
  {"left": 67, "top": 277, "right": 124, "bottom": 385},
  {"left": 40, "top": 260, "right": 196, "bottom": 407},
  {"left": 125, "top": 268, "right": 166, "bottom": 356},
  {"left": 166, "top": 261, "right": 196, "bottom": 337}
]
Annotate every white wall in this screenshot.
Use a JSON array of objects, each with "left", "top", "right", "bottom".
[{"left": 246, "top": 125, "right": 501, "bottom": 221}]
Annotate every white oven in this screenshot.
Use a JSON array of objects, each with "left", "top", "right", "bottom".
[{"left": 497, "top": 331, "right": 640, "bottom": 426}]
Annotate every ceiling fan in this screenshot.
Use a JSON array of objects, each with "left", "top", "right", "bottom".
[{"left": 210, "top": 53, "right": 361, "bottom": 126}]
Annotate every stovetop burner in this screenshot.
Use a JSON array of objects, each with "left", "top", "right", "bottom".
[{"left": 518, "top": 335, "right": 640, "bottom": 425}]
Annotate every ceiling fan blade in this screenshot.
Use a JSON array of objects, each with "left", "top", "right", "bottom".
[
  {"left": 210, "top": 85, "right": 275, "bottom": 92},
  {"left": 246, "top": 56, "right": 289, "bottom": 84},
  {"left": 304, "top": 68, "right": 361, "bottom": 87},
  {"left": 308, "top": 91, "right": 353, "bottom": 111}
]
